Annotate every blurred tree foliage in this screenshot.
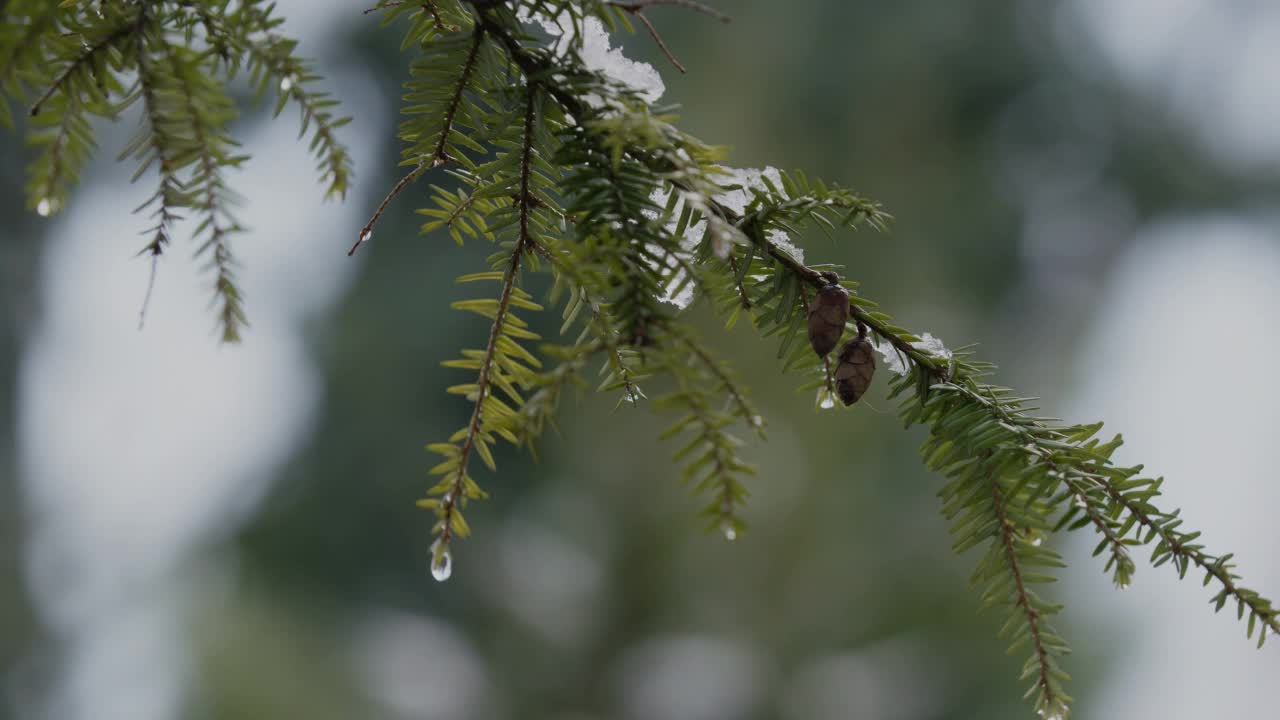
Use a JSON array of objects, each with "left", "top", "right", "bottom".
[{"left": 3, "top": 2, "right": 1278, "bottom": 719}]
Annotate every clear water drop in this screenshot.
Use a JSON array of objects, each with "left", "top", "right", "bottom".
[
  {"left": 817, "top": 388, "right": 835, "bottom": 410},
  {"left": 1118, "top": 582, "right": 1130, "bottom": 590},
  {"left": 349, "top": 228, "right": 372, "bottom": 255},
  {"left": 279, "top": 75, "right": 294, "bottom": 92},
  {"left": 36, "top": 198, "right": 53, "bottom": 217},
  {"left": 429, "top": 538, "right": 452, "bottom": 582},
  {"left": 1031, "top": 537, "right": 1043, "bottom": 547},
  {"left": 721, "top": 520, "right": 737, "bottom": 541}
]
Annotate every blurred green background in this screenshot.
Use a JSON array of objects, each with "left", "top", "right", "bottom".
[{"left": 4, "top": 1, "right": 1280, "bottom": 718}]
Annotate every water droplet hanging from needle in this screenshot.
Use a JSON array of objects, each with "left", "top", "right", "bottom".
[{"left": 430, "top": 538, "right": 452, "bottom": 582}]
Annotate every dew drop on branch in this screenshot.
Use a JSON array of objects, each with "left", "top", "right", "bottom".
[
  {"left": 349, "top": 229, "right": 372, "bottom": 255},
  {"left": 279, "top": 75, "right": 295, "bottom": 92},
  {"left": 429, "top": 538, "right": 453, "bottom": 582},
  {"left": 721, "top": 520, "right": 737, "bottom": 542},
  {"left": 817, "top": 388, "right": 836, "bottom": 410},
  {"left": 36, "top": 198, "right": 54, "bottom": 217}
]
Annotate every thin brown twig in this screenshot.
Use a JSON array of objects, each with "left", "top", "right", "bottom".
[
  {"left": 609, "top": 0, "right": 730, "bottom": 23},
  {"left": 349, "top": 161, "right": 428, "bottom": 255},
  {"left": 350, "top": 25, "right": 484, "bottom": 256},
  {"left": 364, "top": 1, "right": 404, "bottom": 14},
  {"left": 630, "top": 11, "right": 684, "bottom": 73}
]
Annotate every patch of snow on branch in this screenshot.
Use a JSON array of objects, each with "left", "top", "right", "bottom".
[
  {"left": 874, "top": 332, "right": 952, "bottom": 376},
  {"left": 646, "top": 165, "right": 808, "bottom": 309},
  {"left": 526, "top": 13, "right": 665, "bottom": 103}
]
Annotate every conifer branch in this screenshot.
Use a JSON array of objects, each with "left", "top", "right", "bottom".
[
  {"left": 1104, "top": 485, "right": 1280, "bottom": 639},
  {"left": 430, "top": 25, "right": 484, "bottom": 166},
  {"left": 130, "top": 12, "right": 182, "bottom": 326},
  {"left": 162, "top": 39, "right": 246, "bottom": 342},
  {"left": 1058, "top": 473, "right": 1134, "bottom": 588},
  {"left": 673, "top": 329, "right": 763, "bottom": 436},
  {"left": 655, "top": 357, "right": 754, "bottom": 538},
  {"left": 30, "top": 93, "right": 78, "bottom": 216},
  {"left": 240, "top": 39, "right": 352, "bottom": 200},
  {"left": 726, "top": 254, "right": 752, "bottom": 309},
  {"left": 990, "top": 477, "right": 1064, "bottom": 718},
  {"left": 352, "top": 24, "right": 484, "bottom": 255},
  {"left": 29, "top": 20, "right": 133, "bottom": 117},
  {"left": 435, "top": 85, "right": 540, "bottom": 549},
  {"left": 589, "top": 299, "right": 644, "bottom": 406}
]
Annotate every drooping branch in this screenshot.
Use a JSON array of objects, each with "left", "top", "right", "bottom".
[
  {"left": 672, "top": 329, "right": 763, "bottom": 436},
  {"left": 990, "top": 479, "right": 1064, "bottom": 717},
  {"left": 162, "top": 37, "right": 245, "bottom": 342},
  {"left": 1106, "top": 484, "right": 1280, "bottom": 639},
  {"left": 435, "top": 85, "right": 540, "bottom": 548},
  {"left": 130, "top": 13, "right": 183, "bottom": 327}
]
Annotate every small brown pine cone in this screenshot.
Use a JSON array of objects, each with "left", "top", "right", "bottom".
[
  {"left": 834, "top": 336, "right": 876, "bottom": 406},
  {"left": 807, "top": 274, "right": 849, "bottom": 358}
]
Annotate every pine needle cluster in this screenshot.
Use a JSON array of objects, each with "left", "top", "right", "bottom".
[{"left": 5, "top": 2, "right": 1277, "bottom": 716}]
